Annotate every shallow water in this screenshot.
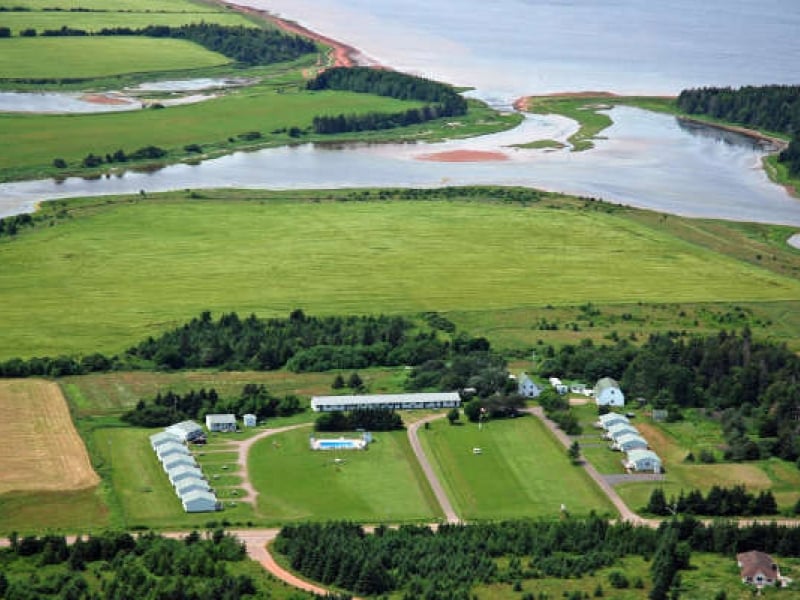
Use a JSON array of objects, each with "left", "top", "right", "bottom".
[
  {"left": 3, "top": 107, "right": 798, "bottom": 225},
  {"left": 0, "top": 91, "right": 138, "bottom": 114}
]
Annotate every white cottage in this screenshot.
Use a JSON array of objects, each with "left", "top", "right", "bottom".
[
  {"left": 243, "top": 413, "right": 257, "bottom": 427},
  {"left": 162, "top": 454, "right": 197, "bottom": 472},
  {"left": 595, "top": 412, "right": 629, "bottom": 429},
  {"left": 625, "top": 449, "right": 662, "bottom": 473},
  {"left": 165, "top": 420, "right": 205, "bottom": 443},
  {"left": 594, "top": 377, "right": 625, "bottom": 407},
  {"left": 205, "top": 414, "right": 237, "bottom": 433},
  {"left": 149, "top": 431, "right": 181, "bottom": 450},
  {"left": 156, "top": 441, "right": 190, "bottom": 462},
  {"left": 181, "top": 490, "right": 219, "bottom": 513},
  {"left": 518, "top": 374, "right": 542, "bottom": 398},
  {"left": 604, "top": 423, "right": 640, "bottom": 441},
  {"left": 175, "top": 476, "right": 211, "bottom": 497},
  {"left": 613, "top": 433, "right": 648, "bottom": 452},
  {"left": 168, "top": 464, "right": 204, "bottom": 486}
]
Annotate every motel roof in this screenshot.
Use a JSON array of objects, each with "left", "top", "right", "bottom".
[
  {"left": 625, "top": 449, "right": 660, "bottom": 463},
  {"left": 311, "top": 392, "right": 460, "bottom": 408}
]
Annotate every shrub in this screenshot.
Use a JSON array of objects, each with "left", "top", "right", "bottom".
[{"left": 52, "top": 158, "right": 67, "bottom": 168}]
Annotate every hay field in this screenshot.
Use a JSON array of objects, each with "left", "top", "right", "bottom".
[
  {"left": 0, "top": 37, "right": 231, "bottom": 79},
  {"left": 0, "top": 379, "right": 99, "bottom": 494}
]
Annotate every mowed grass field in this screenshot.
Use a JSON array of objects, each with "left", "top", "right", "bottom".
[
  {"left": 0, "top": 379, "right": 98, "bottom": 494},
  {"left": 0, "top": 0, "right": 209, "bottom": 10},
  {"left": 1, "top": 11, "right": 254, "bottom": 34},
  {"left": 249, "top": 427, "right": 441, "bottom": 523},
  {"left": 419, "top": 415, "right": 614, "bottom": 519},
  {"left": 0, "top": 37, "right": 231, "bottom": 79},
  {"left": 3, "top": 196, "right": 800, "bottom": 359}
]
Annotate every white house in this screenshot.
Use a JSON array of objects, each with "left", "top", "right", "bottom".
[
  {"left": 595, "top": 412, "right": 629, "bottom": 429},
  {"left": 604, "top": 423, "right": 640, "bottom": 441},
  {"left": 518, "top": 374, "right": 542, "bottom": 398},
  {"left": 168, "top": 464, "right": 204, "bottom": 486},
  {"left": 737, "top": 551, "right": 781, "bottom": 587},
  {"left": 311, "top": 392, "right": 460, "bottom": 412},
  {"left": 156, "top": 442, "right": 190, "bottom": 463},
  {"left": 243, "top": 413, "right": 257, "bottom": 427},
  {"left": 594, "top": 377, "right": 625, "bottom": 407},
  {"left": 206, "top": 414, "right": 237, "bottom": 433},
  {"left": 175, "top": 476, "right": 210, "bottom": 497},
  {"left": 149, "top": 431, "right": 180, "bottom": 450},
  {"left": 181, "top": 489, "right": 219, "bottom": 513},
  {"left": 165, "top": 420, "right": 205, "bottom": 443},
  {"left": 613, "top": 433, "right": 648, "bottom": 452},
  {"left": 625, "top": 449, "right": 662, "bottom": 473},
  {"left": 162, "top": 454, "right": 197, "bottom": 472}
]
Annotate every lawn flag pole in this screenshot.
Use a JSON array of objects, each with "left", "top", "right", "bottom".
[{"left": 479, "top": 406, "right": 486, "bottom": 431}]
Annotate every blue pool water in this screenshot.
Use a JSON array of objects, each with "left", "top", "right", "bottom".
[{"left": 318, "top": 440, "right": 359, "bottom": 450}]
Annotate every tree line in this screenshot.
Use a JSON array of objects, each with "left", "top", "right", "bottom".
[
  {"left": 314, "top": 407, "right": 403, "bottom": 432},
  {"left": 307, "top": 67, "right": 468, "bottom": 135},
  {"left": 646, "top": 485, "right": 778, "bottom": 517},
  {"left": 274, "top": 517, "right": 800, "bottom": 599},
  {"left": 539, "top": 329, "right": 800, "bottom": 463},
  {"left": 676, "top": 85, "right": 800, "bottom": 177},
  {"left": 0, "top": 310, "right": 493, "bottom": 378},
  {"left": 0, "top": 529, "right": 261, "bottom": 600},
  {"left": 121, "top": 383, "right": 303, "bottom": 427},
  {"left": 20, "top": 23, "right": 316, "bottom": 66}
]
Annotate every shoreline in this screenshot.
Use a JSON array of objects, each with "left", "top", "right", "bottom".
[{"left": 225, "top": 2, "right": 373, "bottom": 69}]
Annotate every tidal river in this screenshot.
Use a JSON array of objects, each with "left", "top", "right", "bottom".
[{"left": 1, "top": 0, "right": 800, "bottom": 224}]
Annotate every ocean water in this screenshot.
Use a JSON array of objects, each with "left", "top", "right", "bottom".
[
  {"left": 2, "top": 0, "right": 799, "bottom": 223},
  {"left": 238, "top": 0, "right": 800, "bottom": 102}
]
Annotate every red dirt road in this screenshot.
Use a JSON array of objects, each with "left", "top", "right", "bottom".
[{"left": 407, "top": 414, "right": 460, "bottom": 523}]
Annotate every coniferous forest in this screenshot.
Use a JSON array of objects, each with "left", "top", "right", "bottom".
[
  {"left": 676, "top": 85, "right": 800, "bottom": 176},
  {"left": 307, "top": 67, "right": 468, "bottom": 134},
  {"left": 274, "top": 518, "right": 800, "bottom": 599}
]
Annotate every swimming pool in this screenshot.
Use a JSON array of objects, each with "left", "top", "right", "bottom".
[{"left": 311, "top": 437, "right": 366, "bottom": 451}]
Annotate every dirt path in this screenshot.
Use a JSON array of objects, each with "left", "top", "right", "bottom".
[
  {"left": 407, "top": 414, "right": 460, "bottom": 524},
  {"left": 225, "top": 423, "right": 311, "bottom": 506}
]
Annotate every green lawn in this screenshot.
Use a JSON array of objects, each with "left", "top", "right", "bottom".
[
  {"left": 249, "top": 427, "right": 441, "bottom": 523},
  {"left": 0, "top": 37, "right": 231, "bottom": 79},
  {"left": 420, "top": 415, "right": 615, "bottom": 519},
  {"left": 1, "top": 11, "right": 254, "bottom": 33},
  {"left": 4, "top": 195, "right": 800, "bottom": 360},
  {"left": 0, "top": 487, "right": 108, "bottom": 535}
]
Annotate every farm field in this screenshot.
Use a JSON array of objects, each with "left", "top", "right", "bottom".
[
  {"left": 0, "top": 37, "right": 231, "bottom": 79},
  {"left": 0, "top": 0, "right": 211, "bottom": 10},
  {"left": 419, "top": 414, "right": 615, "bottom": 519},
  {"left": 1, "top": 11, "right": 254, "bottom": 33},
  {"left": 249, "top": 426, "right": 441, "bottom": 523},
  {"left": 0, "top": 379, "right": 98, "bottom": 494},
  {"left": 3, "top": 193, "right": 800, "bottom": 360},
  {"left": 60, "top": 367, "right": 407, "bottom": 417}
]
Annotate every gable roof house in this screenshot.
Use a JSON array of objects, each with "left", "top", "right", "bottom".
[
  {"left": 149, "top": 431, "right": 181, "bottom": 450},
  {"left": 175, "top": 476, "right": 211, "bottom": 497},
  {"left": 518, "top": 374, "right": 542, "bottom": 398},
  {"left": 595, "top": 412, "right": 630, "bottom": 429},
  {"left": 167, "top": 464, "right": 204, "bottom": 487},
  {"left": 594, "top": 377, "right": 625, "bottom": 407},
  {"left": 181, "top": 489, "right": 219, "bottom": 513},
  {"left": 604, "top": 423, "right": 640, "bottom": 441},
  {"left": 162, "top": 454, "right": 197, "bottom": 472},
  {"left": 156, "top": 441, "right": 190, "bottom": 463},
  {"left": 165, "top": 420, "right": 205, "bottom": 443},
  {"left": 612, "top": 433, "right": 649, "bottom": 452},
  {"left": 206, "top": 414, "right": 237, "bottom": 433},
  {"left": 624, "top": 449, "right": 662, "bottom": 473},
  {"left": 737, "top": 551, "right": 780, "bottom": 587}
]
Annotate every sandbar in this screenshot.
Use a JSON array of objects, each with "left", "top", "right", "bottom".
[{"left": 417, "top": 149, "right": 509, "bottom": 162}]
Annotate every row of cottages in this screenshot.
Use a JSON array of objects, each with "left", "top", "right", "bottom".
[
  {"left": 311, "top": 392, "right": 460, "bottom": 412},
  {"left": 149, "top": 428, "right": 219, "bottom": 513},
  {"left": 596, "top": 412, "right": 662, "bottom": 472},
  {"left": 594, "top": 377, "right": 625, "bottom": 406}
]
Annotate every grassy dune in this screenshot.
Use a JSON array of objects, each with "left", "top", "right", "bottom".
[
  {"left": 3, "top": 193, "right": 800, "bottom": 359},
  {"left": 0, "top": 37, "right": 231, "bottom": 79}
]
